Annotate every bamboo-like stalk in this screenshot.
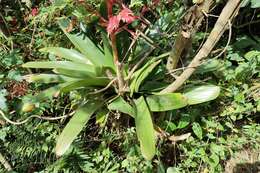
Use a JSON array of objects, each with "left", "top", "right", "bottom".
[{"left": 161, "top": 0, "right": 241, "bottom": 94}]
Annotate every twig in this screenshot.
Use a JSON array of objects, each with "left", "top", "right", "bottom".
[
  {"left": 0, "top": 12, "right": 11, "bottom": 36},
  {"left": 234, "top": 19, "right": 260, "bottom": 29},
  {"left": 29, "top": 22, "right": 37, "bottom": 54},
  {"left": 196, "top": 14, "right": 209, "bottom": 53},
  {"left": 214, "top": 20, "right": 232, "bottom": 59},
  {"left": 89, "top": 78, "right": 117, "bottom": 94},
  {"left": 110, "top": 34, "right": 125, "bottom": 95},
  {"left": 0, "top": 153, "right": 12, "bottom": 171},
  {"left": 0, "top": 110, "right": 70, "bottom": 125},
  {"left": 168, "top": 133, "right": 191, "bottom": 143},
  {"left": 160, "top": 0, "right": 241, "bottom": 94},
  {"left": 122, "top": 32, "right": 140, "bottom": 62},
  {"left": 126, "top": 48, "right": 154, "bottom": 81}
]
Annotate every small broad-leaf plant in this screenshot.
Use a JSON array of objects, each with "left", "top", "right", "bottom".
[{"left": 21, "top": 0, "right": 221, "bottom": 160}]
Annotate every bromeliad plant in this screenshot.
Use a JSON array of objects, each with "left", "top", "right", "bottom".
[{"left": 21, "top": 1, "right": 221, "bottom": 160}]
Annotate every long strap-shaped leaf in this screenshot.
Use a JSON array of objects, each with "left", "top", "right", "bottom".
[
  {"left": 55, "top": 100, "right": 101, "bottom": 156},
  {"left": 108, "top": 97, "right": 135, "bottom": 118},
  {"left": 101, "top": 32, "right": 115, "bottom": 70},
  {"left": 22, "top": 61, "right": 97, "bottom": 77},
  {"left": 183, "top": 85, "right": 220, "bottom": 105},
  {"left": 61, "top": 78, "right": 109, "bottom": 92},
  {"left": 134, "top": 96, "right": 156, "bottom": 160},
  {"left": 59, "top": 19, "right": 105, "bottom": 67},
  {"left": 24, "top": 74, "right": 75, "bottom": 84},
  {"left": 146, "top": 93, "right": 188, "bottom": 112},
  {"left": 40, "top": 47, "right": 92, "bottom": 65},
  {"left": 23, "top": 61, "right": 94, "bottom": 72},
  {"left": 130, "top": 59, "right": 161, "bottom": 96},
  {"left": 53, "top": 68, "right": 95, "bottom": 79}
]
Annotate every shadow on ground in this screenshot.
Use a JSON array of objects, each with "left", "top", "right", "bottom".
[{"left": 233, "top": 162, "right": 260, "bottom": 173}]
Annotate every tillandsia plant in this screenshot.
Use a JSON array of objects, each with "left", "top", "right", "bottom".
[{"left": 18, "top": 0, "right": 221, "bottom": 160}]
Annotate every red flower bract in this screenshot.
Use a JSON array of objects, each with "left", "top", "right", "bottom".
[
  {"left": 107, "top": 16, "right": 120, "bottom": 34},
  {"left": 118, "top": 5, "right": 137, "bottom": 23},
  {"left": 31, "top": 8, "right": 38, "bottom": 16},
  {"left": 105, "top": 1, "right": 138, "bottom": 35}
]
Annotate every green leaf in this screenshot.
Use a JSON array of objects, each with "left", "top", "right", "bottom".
[
  {"left": 251, "top": 0, "right": 260, "bottom": 8},
  {"left": 196, "top": 59, "right": 223, "bottom": 74},
  {"left": 134, "top": 96, "right": 156, "bottom": 160},
  {"left": 22, "top": 61, "right": 97, "bottom": 77},
  {"left": 53, "top": 68, "right": 95, "bottom": 79},
  {"left": 241, "top": 0, "right": 250, "bottom": 7},
  {"left": 55, "top": 100, "right": 101, "bottom": 156},
  {"left": 60, "top": 78, "right": 109, "bottom": 92},
  {"left": 135, "top": 61, "right": 161, "bottom": 93},
  {"left": 177, "top": 114, "right": 190, "bottom": 129},
  {"left": 96, "top": 109, "right": 108, "bottom": 127},
  {"left": 40, "top": 47, "right": 92, "bottom": 64},
  {"left": 24, "top": 74, "right": 75, "bottom": 84},
  {"left": 146, "top": 93, "right": 188, "bottom": 112},
  {"left": 209, "top": 153, "right": 219, "bottom": 168},
  {"left": 130, "top": 59, "right": 161, "bottom": 96},
  {"left": 166, "top": 167, "right": 179, "bottom": 173},
  {"left": 184, "top": 85, "right": 220, "bottom": 105},
  {"left": 101, "top": 33, "right": 115, "bottom": 70},
  {"left": 244, "top": 50, "right": 260, "bottom": 60},
  {"left": 34, "top": 83, "right": 67, "bottom": 101},
  {"left": 58, "top": 19, "right": 105, "bottom": 67},
  {"left": 108, "top": 97, "right": 135, "bottom": 118},
  {"left": 192, "top": 123, "right": 203, "bottom": 139}
]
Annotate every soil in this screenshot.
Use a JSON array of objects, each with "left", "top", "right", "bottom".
[{"left": 225, "top": 149, "right": 260, "bottom": 173}]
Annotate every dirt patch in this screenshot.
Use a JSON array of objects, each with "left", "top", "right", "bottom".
[{"left": 225, "top": 149, "right": 260, "bottom": 173}]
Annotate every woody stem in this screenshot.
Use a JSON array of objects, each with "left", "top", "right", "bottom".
[{"left": 111, "top": 34, "right": 125, "bottom": 95}]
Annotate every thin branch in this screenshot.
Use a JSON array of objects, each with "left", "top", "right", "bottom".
[
  {"left": 126, "top": 48, "right": 154, "bottom": 81},
  {"left": 160, "top": 0, "right": 241, "bottom": 94},
  {"left": 214, "top": 20, "right": 232, "bottom": 59},
  {"left": 89, "top": 78, "right": 117, "bottom": 94},
  {"left": 234, "top": 19, "right": 260, "bottom": 29}
]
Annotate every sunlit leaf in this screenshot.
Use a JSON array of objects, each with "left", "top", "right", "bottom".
[
  {"left": 96, "top": 109, "right": 109, "bottom": 127},
  {"left": 24, "top": 74, "right": 74, "bottom": 84},
  {"left": 134, "top": 96, "right": 156, "bottom": 160},
  {"left": 196, "top": 59, "right": 223, "bottom": 74},
  {"left": 177, "top": 114, "right": 190, "bottom": 129},
  {"left": 40, "top": 47, "right": 92, "bottom": 64},
  {"left": 192, "top": 122, "right": 203, "bottom": 139},
  {"left": 101, "top": 32, "right": 115, "bottom": 70},
  {"left": 184, "top": 85, "right": 220, "bottom": 105},
  {"left": 108, "top": 97, "right": 135, "bottom": 118},
  {"left": 146, "top": 93, "right": 188, "bottom": 112},
  {"left": 22, "top": 61, "right": 97, "bottom": 77},
  {"left": 59, "top": 19, "right": 106, "bottom": 67},
  {"left": 53, "top": 68, "right": 95, "bottom": 79},
  {"left": 251, "top": 0, "right": 260, "bottom": 8},
  {"left": 130, "top": 59, "right": 161, "bottom": 96},
  {"left": 34, "top": 83, "right": 67, "bottom": 101},
  {"left": 209, "top": 153, "right": 219, "bottom": 168},
  {"left": 55, "top": 100, "right": 101, "bottom": 156},
  {"left": 60, "top": 78, "right": 109, "bottom": 92}
]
